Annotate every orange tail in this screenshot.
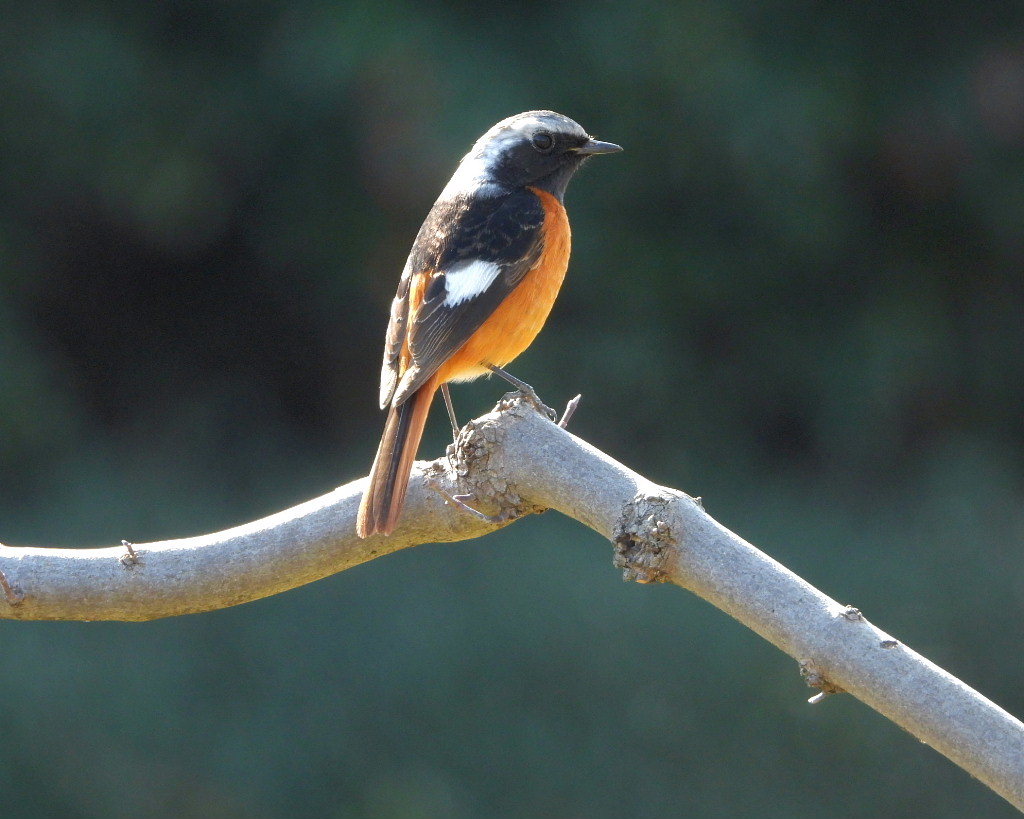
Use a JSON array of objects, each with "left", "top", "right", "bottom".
[{"left": 356, "top": 376, "right": 438, "bottom": 538}]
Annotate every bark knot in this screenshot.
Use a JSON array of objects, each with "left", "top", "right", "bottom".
[
  {"left": 0, "top": 567, "right": 25, "bottom": 606},
  {"left": 799, "top": 659, "right": 846, "bottom": 701},
  {"left": 613, "top": 492, "right": 676, "bottom": 584},
  {"left": 433, "top": 394, "right": 545, "bottom": 522}
]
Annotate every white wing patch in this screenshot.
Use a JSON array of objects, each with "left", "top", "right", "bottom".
[{"left": 443, "top": 259, "right": 501, "bottom": 306}]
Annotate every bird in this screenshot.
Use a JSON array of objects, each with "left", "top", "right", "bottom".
[{"left": 356, "top": 110, "right": 621, "bottom": 539}]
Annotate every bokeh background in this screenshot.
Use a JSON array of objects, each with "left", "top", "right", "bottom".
[{"left": 2, "top": 2, "right": 1024, "bottom": 817}]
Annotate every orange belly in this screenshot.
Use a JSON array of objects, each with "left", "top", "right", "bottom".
[{"left": 437, "top": 187, "right": 571, "bottom": 383}]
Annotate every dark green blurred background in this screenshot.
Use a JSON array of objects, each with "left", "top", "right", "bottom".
[{"left": 2, "top": 2, "right": 1023, "bottom": 816}]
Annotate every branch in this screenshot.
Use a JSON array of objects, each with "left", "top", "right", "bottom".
[{"left": 1, "top": 394, "right": 1022, "bottom": 810}]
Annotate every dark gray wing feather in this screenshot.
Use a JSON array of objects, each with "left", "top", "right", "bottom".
[{"left": 388, "top": 186, "right": 546, "bottom": 405}]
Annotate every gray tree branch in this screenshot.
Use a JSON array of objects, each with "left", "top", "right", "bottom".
[{"left": 1, "top": 395, "right": 1022, "bottom": 810}]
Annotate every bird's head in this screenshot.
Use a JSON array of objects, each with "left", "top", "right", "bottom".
[{"left": 450, "top": 110, "right": 622, "bottom": 201}]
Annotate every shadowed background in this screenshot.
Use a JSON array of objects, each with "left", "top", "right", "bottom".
[{"left": 2, "top": 2, "right": 1024, "bottom": 816}]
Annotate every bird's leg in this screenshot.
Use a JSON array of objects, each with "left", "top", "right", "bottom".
[
  {"left": 440, "top": 383, "right": 460, "bottom": 441},
  {"left": 486, "top": 365, "right": 557, "bottom": 421}
]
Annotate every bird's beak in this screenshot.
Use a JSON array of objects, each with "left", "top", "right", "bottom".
[{"left": 575, "top": 138, "right": 623, "bottom": 155}]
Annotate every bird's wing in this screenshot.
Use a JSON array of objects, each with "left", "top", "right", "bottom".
[
  {"left": 378, "top": 264, "right": 412, "bottom": 407},
  {"left": 379, "top": 187, "right": 546, "bottom": 407}
]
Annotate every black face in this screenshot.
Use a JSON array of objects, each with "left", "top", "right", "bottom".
[{"left": 487, "top": 128, "right": 593, "bottom": 199}]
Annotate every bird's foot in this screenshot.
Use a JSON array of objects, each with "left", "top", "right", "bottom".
[
  {"left": 515, "top": 384, "right": 558, "bottom": 422},
  {"left": 487, "top": 364, "right": 557, "bottom": 422}
]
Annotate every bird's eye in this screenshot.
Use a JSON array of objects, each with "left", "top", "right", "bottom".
[{"left": 531, "top": 131, "right": 555, "bottom": 152}]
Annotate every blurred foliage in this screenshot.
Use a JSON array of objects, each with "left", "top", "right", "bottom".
[{"left": 2, "top": 1, "right": 1024, "bottom": 816}]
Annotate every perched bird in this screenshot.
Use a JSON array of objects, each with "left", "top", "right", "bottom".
[{"left": 356, "top": 110, "right": 621, "bottom": 538}]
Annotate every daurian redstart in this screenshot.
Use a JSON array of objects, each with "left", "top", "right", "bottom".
[{"left": 357, "top": 111, "right": 621, "bottom": 538}]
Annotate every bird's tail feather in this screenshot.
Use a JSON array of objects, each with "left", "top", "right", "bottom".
[{"left": 356, "top": 376, "right": 437, "bottom": 538}]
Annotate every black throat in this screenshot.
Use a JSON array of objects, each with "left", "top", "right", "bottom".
[{"left": 525, "top": 156, "right": 587, "bottom": 202}]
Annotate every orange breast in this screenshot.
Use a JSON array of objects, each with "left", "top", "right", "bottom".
[{"left": 438, "top": 187, "right": 571, "bottom": 383}]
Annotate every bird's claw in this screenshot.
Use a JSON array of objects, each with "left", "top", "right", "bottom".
[{"left": 516, "top": 386, "right": 557, "bottom": 422}]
